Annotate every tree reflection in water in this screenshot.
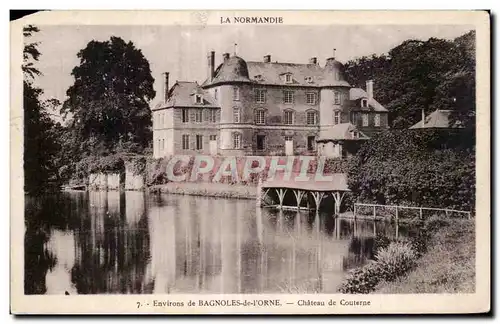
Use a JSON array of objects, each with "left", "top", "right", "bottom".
[{"left": 24, "top": 192, "right": 407, "bottom": 294}]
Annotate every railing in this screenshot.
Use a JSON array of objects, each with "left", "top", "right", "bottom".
[{"left": 353, "top": 203, "right": 472, "bottom": 221}]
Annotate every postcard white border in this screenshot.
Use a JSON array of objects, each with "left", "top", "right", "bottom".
[{"left": 10, "top": 10, "right": 490, "bottom": 315}]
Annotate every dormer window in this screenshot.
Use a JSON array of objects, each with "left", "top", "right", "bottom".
[
  {"left": 285, "top": 73, "right": 292, "bottom": 83},
  {"left": 361, "top": 99, "right": 368, "bottom": 108},
  {"left": 352, "top": 131, "right": 359, "bottom": 139},
  {"left": 195, "top": 94, "right": 202, "bottom": 104}
]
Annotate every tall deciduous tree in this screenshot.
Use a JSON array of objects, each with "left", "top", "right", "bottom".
[{"left": 62, "top": 36, "right": 155, "bottom": 156}]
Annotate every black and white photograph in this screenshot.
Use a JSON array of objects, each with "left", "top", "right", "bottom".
[{"left": 10, "top": 10, "right": 490, "bottom": 314}]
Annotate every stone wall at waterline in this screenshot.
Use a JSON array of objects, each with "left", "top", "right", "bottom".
[
  {"left": 107, "top": 173, "right": 121, "bottom": 190},
  {"left": 88, "top": 173, "right": 108, "bottom": 191},
  {"left": 146, "top": 155, "right": 350, "bottom": 186},
  {"left": 125, "top": 167, "right": 145, "bottom": 190}
]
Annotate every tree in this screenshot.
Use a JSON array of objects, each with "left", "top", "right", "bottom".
[
  {"left": 62, "top": 37, "right": 155, "bottom": 158},
  {"left": 347, "top": 129, "right": 475, "bottom": 211},
  {"left": 344, "top": 31, "right": 476, "bottom": 129},
  {"left": 23, "top": 25, "right": 61, "bottom": 194},
  {"left": 23, "top": 25, "right": 41, "bottom": 81},
  {"left": 432, "top": 31, "right": 476, "bottom": 129}
]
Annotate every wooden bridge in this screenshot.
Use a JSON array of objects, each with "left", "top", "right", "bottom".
[{"left": 256, "top": 173, "right": 350, "bottom": 215}]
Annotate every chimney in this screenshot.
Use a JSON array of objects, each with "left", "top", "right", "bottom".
[
  {"left": 207, "top": 51, "right": 215, "bottom": 81},
  {"left": 366, "top": 80, "right": 374, "bottom": 101},
  {"left": 263, "top": 55, "right": 271, "bottom": 63},
  {"left": 325, "top": 49, "right": 337, "bottom": 67},
  {"left": 162, "top": 72, "right": 169, "bottom": 103},
  {"left": 421, "top": 109, "right": 426, "bottom": 128},
  {"left": 222, "top": 53, "right": 230, "bottom": 62},
  {"left": 309, "top": 57, "right": 317, "bottom": 65}
]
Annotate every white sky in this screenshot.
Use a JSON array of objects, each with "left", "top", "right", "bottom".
[{"left": 29, "top": 24, "right": 473, "bottom": 109}]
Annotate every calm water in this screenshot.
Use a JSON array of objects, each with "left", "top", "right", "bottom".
[{"left": 24, "top": 191, "right": 407, "bottom": 295}]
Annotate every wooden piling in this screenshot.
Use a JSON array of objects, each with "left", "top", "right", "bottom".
[{"left": 256, "top": 178, "right": 263, "bottom": 208}]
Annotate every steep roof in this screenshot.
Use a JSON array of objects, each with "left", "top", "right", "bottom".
[
  {"left": 246, "top": 61, "right": 351, "bottom": 87},
  {"left": 154, "top": 81, "right": 218, "bottom": 110},
  {"left": 203, "top": 55, "right": 351, "bottom": 87},
  {"left": 317, "top": 123, "right": 370, "bottom": 142},
  {"left": 409, "top": 109, "right": 459, "bottom": 129},
  {"left": 210, "top": 56, "right": 251, "bottom": 84},
  {"left": 349, "top": 88, "right": 388, "bottom": 112}
]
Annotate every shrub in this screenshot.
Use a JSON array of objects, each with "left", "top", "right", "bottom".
[
  {"left": 373, "top": 234, "right": 391, "bottom": 259},
  {"left": 376, "top": 242, "right": 417, "bottom": 282},
  {"left": 338, "top": 261, "right": 381, "bottom": 294},
  {"left": 339, "top": 241, "right": 419, "bottom": 294},
  {"left": 424, "top": 214, "right": 451, "bottom": 233}
]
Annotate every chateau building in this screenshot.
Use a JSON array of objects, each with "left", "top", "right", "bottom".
[{"left": 152, "top": 51, "right": 388, "bottom": 158}]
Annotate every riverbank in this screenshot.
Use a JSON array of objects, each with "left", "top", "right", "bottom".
[
  {"left": 374, "top": 219, "right": 475, "bottom": 293},
  {"left": 149, "top": 182, "right": 257, "bottom": 200}
]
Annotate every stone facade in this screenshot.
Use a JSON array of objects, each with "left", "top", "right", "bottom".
[{"left": 152, "top": 52, "right": 389, "bottom": 158}]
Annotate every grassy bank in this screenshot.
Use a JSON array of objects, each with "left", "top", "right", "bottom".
[
  {"left": 149, "top": 182, "right": 257, "bottom": 200},
  {"left": 375, "top": 219, "right": 475, "bottom": 293}
]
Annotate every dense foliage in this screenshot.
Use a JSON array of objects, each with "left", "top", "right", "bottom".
[
  {"left": 23, "top": 25, "right": 62, "bottom": 194},
  {"left": 347, "top": 129, "right": 475, "bottom": 211},
  {"left": 60, "top": 36, "right": 155, "bottom": 181},
  {"left": 344, "top": 30, "right": 475, "bottom": 129}
]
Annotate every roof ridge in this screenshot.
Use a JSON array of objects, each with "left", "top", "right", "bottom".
[{"left": 247, "top": 61, "right": 319, "bottom": 66}]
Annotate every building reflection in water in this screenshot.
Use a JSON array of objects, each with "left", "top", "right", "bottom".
[{"left": 24, "top": 192, "right": 405, "bottom": 295}]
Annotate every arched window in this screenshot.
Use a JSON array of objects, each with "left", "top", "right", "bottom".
[
  {"left": 283, "top": 110, "right": 294, "bottom": 125},
  {"left": 306, "top": 110, "right": 317, "bottom": 125},
  {"left": 233, "top": 133, "right": 242, "bottom": 149},
  {"left": 255, "top": 109, "right": 266, "bottom": 125},
  {"left": 233, "top": 107, "right": 240, "bottom": 123}
]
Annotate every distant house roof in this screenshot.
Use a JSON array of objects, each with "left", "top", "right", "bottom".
[
  {"left": 202, "top": 55, "right": 351, "bottom": 87},
  {"left": 409, "top": 109, "right": 460, "bottom": 129},
  {"left": 317, "top": 123, "right": 370, "bottom": 142},
  {"left": 349, "top": 88, "right": 388, "bottom": 112},
  {"left": 154, "top": 81, "right": 218, "bottom": 110}
]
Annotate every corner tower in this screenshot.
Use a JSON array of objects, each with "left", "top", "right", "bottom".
[
  {"left": 319, "top": 55, "right": 351, "bottom": 134},
  {"left": 202, "top": 54, "right": 252, "bottom": 155}
]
